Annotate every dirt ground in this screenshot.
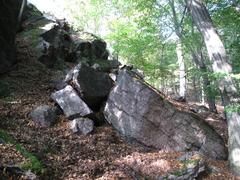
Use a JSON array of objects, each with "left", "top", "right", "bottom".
[{"left": 0, "top": 36, "right": 237, "bottom": 179}]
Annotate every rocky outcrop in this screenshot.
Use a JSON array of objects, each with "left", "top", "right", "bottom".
[
  {"left": 19, "top": 3, "right": 121, "bottom": 71},
  {"left": 0, "top": 0, "right": 22, "bottom": 73},
  {"left": 104, "top": 70, "right": 227, "bottom": 160}
]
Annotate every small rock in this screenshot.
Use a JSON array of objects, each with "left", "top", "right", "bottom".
[
  {"left": 109, "top": 73, "right": 117, "bottom": 82},
  {"left": 91, "top": 63, "right": 101, "bottom": 70},
  {"left": 164, "top": 158, "right": 206, "bottom": 180},
  {"left": 23, "top": 170, "right": 38, "bottom": 180},
  {"left": 29, "top": 105, "right": 58, "bottom": 127},
  {"left": 69, "top": 118, "right": 94, "bottom": 135},
  {"left": 51, "top": 85, "right": 93, "bottom": 119}
]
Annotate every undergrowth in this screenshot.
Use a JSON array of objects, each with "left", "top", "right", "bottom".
[{"left": 0, "top": 129, "right": 45, "bottom": 174}]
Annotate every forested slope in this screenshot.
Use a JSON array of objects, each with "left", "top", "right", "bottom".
[{"left": 0, "top": 0, "right": 239, "bottom": 179}]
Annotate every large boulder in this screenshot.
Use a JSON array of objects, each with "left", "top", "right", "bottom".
[
  {"left": 65, "top": 63, "right": 113, "bottom": 110},
  {"left": 51, "top": 85, "right": 93, "bottom": 119},
  {"left": 104, "top": 70, "right": 227, "bottom": 160},
  {"left": 0, "top": 0, "right": 22, "bottom": 73}
]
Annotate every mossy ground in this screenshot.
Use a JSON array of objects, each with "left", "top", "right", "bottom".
[{"left": 0, "top": 129, "right": 45, "bottom": 174}]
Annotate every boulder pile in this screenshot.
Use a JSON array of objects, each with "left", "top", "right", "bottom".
[
  {"left": 26, "top": 3, "right": 227, "bottom": 160},
  {"left": 23, "top": 4, "right": 120, "bottom": 134}
]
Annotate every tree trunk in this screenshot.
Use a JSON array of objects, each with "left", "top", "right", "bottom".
[
  {"left": 192, "top": 74, "right": 199, "bottom": 102},
  {"left": 202, "top": 72, "right": 217, "bottom": 112},
  {"left": 17, "top": 0, "right": 27, "bottom": 30},
  {"left": 201, "top": 77, "right": 205, "bottom": 104},
  {"left": 169, "top": 0, "right": 186, "bottom": 100},
  {"left": 176, "top": 41, "right": 186, "bottom": 99},
  {"left": 186, "top": 0, "right": 240, "bottom": 175},
  {"left": 192, "top": 52, "right": 217, "bottom": 112}
]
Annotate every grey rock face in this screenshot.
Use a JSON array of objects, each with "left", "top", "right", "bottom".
[
  {"left": 104, "top": 70, "right": 227, "bottom": 160},
  {"left": 29, "top": 105, "right": 58, "bottom": 127},
  {"left": 66, "top": 63, "right": 113, "bottom": 110},
  {"left": 51, "top": 85, "right": 93, "bottom": 119},
  {"left": 69, "top": 118, "right": 94, "bottom": 135}
]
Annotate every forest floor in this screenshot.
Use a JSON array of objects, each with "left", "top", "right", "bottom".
[{"left": 0, "top": 36, "right": 237, "bottom": 179}]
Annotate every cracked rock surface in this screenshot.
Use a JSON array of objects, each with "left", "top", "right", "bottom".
[{"left": 104, "top": 70, "right": 227, "bottom": 160}]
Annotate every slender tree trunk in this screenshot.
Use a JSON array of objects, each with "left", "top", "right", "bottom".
[
  {"left": 169, "top": 0, "right": 187, "bottom": 100},
  {"left": 192, "top": 52, "right": 217, "bottom": 112},
  {"left": 192, "top": 74, "right": 199, "bottom": 102},
  {"left": 202, "top": 72, "right": 217, "bottom": 112},
  {"left": 176, "top": 41, "right": 186, "bottom": 98},
  {"left": 17, "top": 0, "right": 26, "bottom": 30},
  {"left": 186, "top": 0, "right": 240, "bottom": 175},
  {"left": 201, "top": 77, "right": 205, "bottom": 104}
]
